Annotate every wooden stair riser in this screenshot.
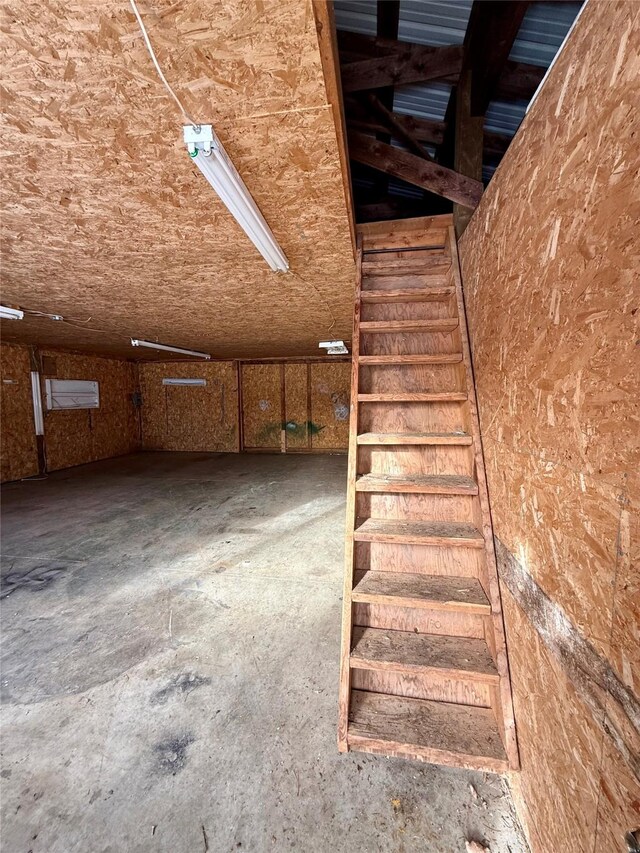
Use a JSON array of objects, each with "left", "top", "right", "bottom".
[
  {"left": 352, "top": 602, "right": 486, "bottom": 641},
  {"left": 357, "top": 445, "right": 475, "bottom": 479},
  {"left": 355, "top": 541, "right": 486, "bottom": 580},
  {"left": 360, "top": 288, "right": 458, "bottom": 330},
  {"left": 351, "top": 669, "right": 494, "bottom": 708},
  {"left": 361, "top": 273, "right": 451, "bottom": 290},
  {"left": 363, "top": 255, "right": 449, "bottom": 271},
  {"left": 362, "top": 229, "right": 448, "bottom": 251},
  {"left": 356, "top": 493, "right": 479, "bottom": 526},
  {"left": 358, "top": 401, "right": 469, "bottom": 435},
  {"left": 359, "top": 363, "right": 465, "bottom": 395},
  {"left": 361, "top": 331, "right": 461, "bottom": 357},
  {"left": 360, "top": 287, "right": 455, "bottom": 306}
]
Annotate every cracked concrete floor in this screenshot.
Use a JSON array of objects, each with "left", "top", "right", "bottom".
[{"left": 0, "top": 452, "right": 528, "bottom": 853}]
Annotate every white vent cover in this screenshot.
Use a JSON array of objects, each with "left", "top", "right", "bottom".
[
  {"left": 162, "top": 378, "right": 207, "bottom": 386},
  {"left": 45, "top": 379, "right": 99, "bottom": 411}
]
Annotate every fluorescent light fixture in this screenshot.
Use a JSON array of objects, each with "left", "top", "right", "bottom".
[
  {"left": 0, "top": 305, "right": 24, "bottom": 320},
  {"left": 30, "top": 372, "right": 44, "bottom": 435},
  {"left": 184, "top": 125, "right": 289, "bottom": 273},
  {"left": 131, "top": 339, "right": 211, "bottom": 360},
  {"left": 162, "top": 378, "right": 207, "bottom": 386},
  {"left": 319, "top": 340, "right": 349, "bottom": 355}
]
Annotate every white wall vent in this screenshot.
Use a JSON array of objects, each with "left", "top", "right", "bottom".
[{"left": 45, "top": 379, "right": 100, "bottom": 410}]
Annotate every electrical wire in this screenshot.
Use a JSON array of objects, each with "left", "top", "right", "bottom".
[{"left": 129, "top": 0, "right": 199, "bottom": 129}]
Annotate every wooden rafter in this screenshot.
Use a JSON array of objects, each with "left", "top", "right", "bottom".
[
  {"left": 348, "top": 132, "right": 483, "bottom": 209},
  {"left": 347, "top": 110, "right": 446, "bottom": 146},
  {"left": 341, "top": 44, "right": 464, "bottom": 92},
  {"left": 464, "top": 1, "right": 531, "bottom": 116},
  {"left": 364, "top": 93, "right": 434, "bottom": 161}
]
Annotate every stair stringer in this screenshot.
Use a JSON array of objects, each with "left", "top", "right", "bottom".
[{"left": 447, "top": 225, "right": 519, "bottom": 769}]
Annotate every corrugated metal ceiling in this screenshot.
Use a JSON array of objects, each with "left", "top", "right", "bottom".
[{"left": 335, "top": 0, "right": 583, "bottom": 143}]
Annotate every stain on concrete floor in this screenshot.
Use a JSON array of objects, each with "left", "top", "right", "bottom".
[{"left": 0, "top": 452, "right": 529, "bottom": 853}]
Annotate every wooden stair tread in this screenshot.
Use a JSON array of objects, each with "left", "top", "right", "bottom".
[
  {"left": 362, "top": 260, "right": 451, "bottom": 276},
  {"left": 362, "top": 275, "right": 450, "bottom": 290},
  {"left": 350, "top": 627, "right": 499, "bottom": 680},
  {"left": 353, "top": 518, "right": 485, "bottom": 547},
  {"left": 352, "top": 571, "right": 491, "bottom": 614},
  {"left": 358, "top": 354, "right": 462, "bottom": 365},
  {"left": 357, "top": 432, "right": 472, "bottom": 445},
  {"left": 355, "top": 473, "right": 478, "bottom": 495},
  {"left": 360, "top": 287, "right": 454, "bottom": 303},
  {"left": 347, "top": 691, "right": 508, "bottom": 771},
  {"left": 358, "top": 392, "right": 467, "bottom": 402},
  {"left": 360, "top": 319, "right": 458, "bottom": 333}
]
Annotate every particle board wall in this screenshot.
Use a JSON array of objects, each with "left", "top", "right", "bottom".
[
  {"left": 41, "top": 350, "right": 139, "bottom": 472},
  {"left": 284, "top": 363, "right": 309, "bottom": 450},
  {"left": 310, "top": 362, "right": 350, "bottom": 450},
  {"left": 241, "top": 360, "right": 350, "bottom": 452},
  {"left": 0, "top": 344, "right": 39, "bottom": 482},
  {"left": 241, "top": 364, "right": 283, "bottom": 450},
  {"left": 138, "top": 361, "right": 239, "bottom": 453},
  {"left": 458, "top": 3, "right": 640, "bottom": 852}
]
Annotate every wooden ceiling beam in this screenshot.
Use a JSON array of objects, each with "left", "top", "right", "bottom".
[
  {"left": 364, "top": 93, "right": 435, "bottom": 160},
  {"left": 371, "top": 1, "right": 400, "bottom": 199},
  {"left": 496, "top": 59, "right": 546, "bottom": 101},
  {"left": 341, "top": 44, "right": 464, "bottom": 92},
  {"left": 464, "top": 1, "right": 531, "bottom": 115},
  {"left": 348, "top": 132, "right": 483, "bottom": 208},
  {"left": 346, "top": 111, "right": 446, "bottom": 146},
  {"left": 338, "top": 30, "right": 544, "bottom": 104}
]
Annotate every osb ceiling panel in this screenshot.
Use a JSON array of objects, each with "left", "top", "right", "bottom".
[{"left": 0, "top": 0, "right": 355, "bottom": 360}]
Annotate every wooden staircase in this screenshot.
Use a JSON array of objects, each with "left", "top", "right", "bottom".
[{"left": 338, "top": 216, "right": 519, "bottom": 773}]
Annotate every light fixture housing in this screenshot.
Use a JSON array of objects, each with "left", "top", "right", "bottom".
[
  {"left": 319, "top": 340, "right": 349, "bottom": 355},
  {"left": 131, "top": 339, "right": 211, "bottom": 359},
  {"left": 184, "top": 125, "right": 289, "bottom": 273},
  {"left": 0, "top": 305, "right": 24, "bottom": 320}
]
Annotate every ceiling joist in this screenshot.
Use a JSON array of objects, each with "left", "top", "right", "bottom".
[
  {"left": 348, "top": 132, "right": 483, "bottom": 209},
  {"left": 341, "top": 44, "right": 464, "bottom": 92}
]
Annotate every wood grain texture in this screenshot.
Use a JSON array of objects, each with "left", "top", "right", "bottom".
[
  {"left": 355, "top": 473, "right": 477, "bottom": 495},
  {"left": 138, "top": 361, "right": 238, "bottom": 452},
  {"left": 354, "top": 518, "right": 484, "bottom": 547},
  {"left": 350, "top": 627, "right": 498, "bottom": 680},
  {"left": 310, "top": 362, "right": 350, "bottom": 450},
  {"left": 284, "top": 363, "right": 309, "bottom": 450},
  {"left": 357, "top": 431, "right": 471, "bottom": 445},
  {"left": 458, "top": 2, "right": 640, "bottom": 849},
  {"left": 0, "top": 344, "right": 38, "bottom": 482},
  {"left": 352, "top": 571, "right": 490, "bottom": 613},
  {"left": 41, "top": 349, "right": 138, "bottom": 471},
  {"left": 241, "top": 364, "right": 282, "bottom": 449},
  {"left": 348, "top": 690, "right": 508, "bottom": 772},
  {"left": 0, "top": 0, "right": 354, "bottom": 360}
]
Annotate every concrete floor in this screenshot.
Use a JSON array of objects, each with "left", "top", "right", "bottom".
[{"left": 0, "top": 452, "right": 527, "bottom": 853}]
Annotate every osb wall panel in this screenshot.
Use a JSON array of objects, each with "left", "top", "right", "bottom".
[
  {"left": 310, "top": 362, "right": 350, "bottom": 450},
  {"left": 0, "top": 344, "right": 38, "bottom": 482},
  {"left": 458, "top": 3, "right": 640, "bottom": 852},
  {"left": 41, "top": 350, "right": 138, "bottom": 471},
  {"left": 0, "top": 1, "right": 354, "bottom": 360},
  {"left": 138, "top": 362, "right": 238, "bottom": 452},
  {"left": 241, "top": 364, "right": 282, "bottom": 449},
  {"left": 500, "top": 588, "right": 604, "bottom": 853},
  {"left": 284, "top": 363, "right": 309, "bottom": 450}
]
